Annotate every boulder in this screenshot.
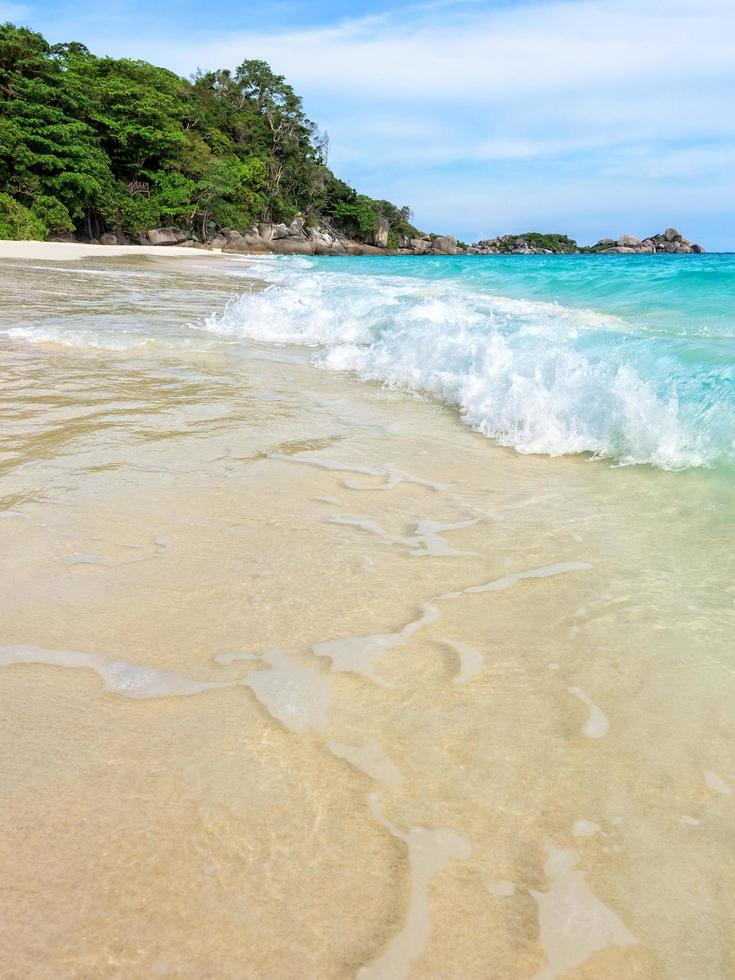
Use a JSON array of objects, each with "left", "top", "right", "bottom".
[
  {"left": 222, "top": 229, "right": 243, "bottom": 243},
  {"left": 595, "top": 238, "right": 616, "bottom": 247},
  {"left": 410, "top": 238, "right": 432, "bottom": 255},
  {"left": 268, "top": 238, "right": 314, "bottom": 255},
  {"left": 147, "top": 227, "right": 187, "bottom": 246},
  {"left": 308, "top": 228, "right": 333, "bottom": 248},
  {"left": 271, "top": 223, "right": 291, "bottom": 240},
  {"left": 257, "top": 223, "right": 274, "bottom": 242},
  {"left": 663, "top": 227, "right": 682, "bottom": 242},
  {"left": 209, "top": 235, "right": 227, "bottom": 249},
  {"left": 222, "top": 235, "right": 270, "bottom": 254},
  {"left": 371, "top": 216, "right": 390, "bottom": 248},
  {"left": 618, "top": 235, "right": 642, "bottom": 247},
  {"left": 432, "top": 235, "right": 458, "bottom": 255},
  {"left": 289, "top": 217, "right": 305, "bottom": 237},
  {"left": 692, "top": 243, "right": 705, "bottom": 253},
  {"left": 99, "top": 233, "right": 118, "bottom": 246}
]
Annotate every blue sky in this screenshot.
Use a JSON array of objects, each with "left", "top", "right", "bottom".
[{"left": 4, "top": 0, "right": 735, "bottom": 248}]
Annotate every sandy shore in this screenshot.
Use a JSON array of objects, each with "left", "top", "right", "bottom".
[
  {"left": 1, "top": 252, "right": 734, "bottom": 979},
  {"left": 0, "top": 239, "right": 226, "bottom": 261}
]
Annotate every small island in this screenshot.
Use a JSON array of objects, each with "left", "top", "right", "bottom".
[{"left": 468, "top": 228, "right": 705, "bottom": 254}]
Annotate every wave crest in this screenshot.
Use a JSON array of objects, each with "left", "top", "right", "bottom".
[{"left": 201, "top": 259, "right": 735, "bottom": 470}]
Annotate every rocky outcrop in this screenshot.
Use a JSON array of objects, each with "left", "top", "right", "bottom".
[
  {"left": 371, "top": 216, "right": 390, "bottom": 248},
  {"left": 146, "top": 227, "right": 188, "bottom": 246},
  {"left": 469, "top": 233, "right": 578, "bottom": 255},
  {"left": 593, "top": 229, "right": 704, "bottom": 254},
  {"left": 128, "top": 215, "right": 462, "bottom": 258},
  {"left": 469, "top": 228, "right": 704, "bottom": 255},
  {"left": 432, "top": 235, "right": 458, "bottom": 255}
]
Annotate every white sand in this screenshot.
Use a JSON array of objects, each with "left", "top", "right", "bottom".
[{"left": 0, "top": 239, "right": 225, "bottom": 261}]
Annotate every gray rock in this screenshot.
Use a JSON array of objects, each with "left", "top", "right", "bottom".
[
  {"left": 147, "top": 227, "right": 187, "bottom": 246},
  {"left": 271, "top": 223, "right": 291, "bottom": 240},
  {"left": 372, "top": 216, "right": 390, "bottom": 248},
  {"left": 618, "top": 235, "right": 642, "bottom": 247},
  {"left": 308, "top": 228, "right": 333, "bottom": 247},
  {"left": 692, "top": 243, "right": 705, "bottom": 253},
  {"left": 432, "top": 235, "right": 458, "bottom": 255},
  {"left": 269, "top": 238, "right": 314, "bottom": 255},
  {"left": 410, "top": 238, "right": 432, "bottom": 255},
  {"left": 257, "top": 223, "right": 274, "bottom": 241},
  {"left": 595, "top": 238, "right": 616, "bottom": 247},
  {"left": 222, "top": 235, "right": 270, "bottom": 254},
  {"left": 664, "top": 227, "right": 682, "bottom": 242},
  {"left": 99, "top": 233, "right": 118, "bottom": 246},
  {"left": 209, "top": 235, "right": 227, "bottom": 249},
  {"left": 289, "top": 217, "right": 305, "bottom": 237}
]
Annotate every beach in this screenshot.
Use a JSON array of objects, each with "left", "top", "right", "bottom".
[{"left": 1, "top": 247, "right": 734, "bottom": 979}]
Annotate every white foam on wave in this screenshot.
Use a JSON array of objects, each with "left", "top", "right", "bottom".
[
  {"left": 530, "top": 843, "right": 637, "bottom": 980},
  {"left": 357, "top": 793, "right": 471, "bottom": 980},
  {"left": 0, "top": 644, "right": 330, "bottom": 733},
  {"left": 201, "top": 260, "right": 727, "bottom": 469},
  {"left": 569, "top": 687, "right": 609, "bottom": 738},
  {"left": 0, "top": 644, "right": 234, "bottom": 699},
  {"left": 313, "top": 562, "right": 590, "bottom": 687},
  {"left": 328, "top": 740, "right": 401, "bottom": 784}
]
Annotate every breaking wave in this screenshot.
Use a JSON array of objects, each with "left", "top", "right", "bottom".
[{"left": 201, "top": 256, "right": 735, "bottom": 470}]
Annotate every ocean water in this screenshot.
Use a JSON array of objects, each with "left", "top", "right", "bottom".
[
  {"left": 203, "top": 253, "right": 735, "bottom": 470},
  {"left": 1, "top": 252, "right": 735, "bottom": 979}
]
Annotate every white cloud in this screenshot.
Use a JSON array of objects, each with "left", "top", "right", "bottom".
[{"left": 30, "top": 0, "right": 735, "bottom": 247}]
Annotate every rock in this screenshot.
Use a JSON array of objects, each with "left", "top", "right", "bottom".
[
  {"left": 371, "top": 216, "right": 390, "bottom": 248},
  {"left": 595, "top": 238, "right": 616, "bottom": 247},
  {"left": 147, "top": 227, "right": 187, "bottom": 246},
  {"left": 209, "top": 235, "right": 227, "bottom": 249},
  {"left": 664, "top": 227, "right": 681, "bottom": 242},
  {"left": 289, "top": 217, "right": 305, "bottom": 237},
  {"left": 692, "top": 243, "right": 705, "bottom": 253},
  {"left": 99, "top": 233, "right": 118, "bottom": 246},
  {"left": 618, "top": 235, "right": 642, "bottom": 247},
  {"left": 271, "top": 223, "right": 291, "bottom": 240},
  {"left": 410, "top": 238, "right": 432, "bottom": 255},
  {"left": 268, "top": 238, "right": 314, "bottom": 255},
  {"left": 432, "top": 235, "right": 458, "bottom": 255},
  {"left": 222, "top": 229, "right": 243, "bottom": 243},
  {"left": 308, "top": 228, "right": 333, "bottom": 248},
  {"left": 257, "top": 223, "right": 274, "bottom": 241},
  {"left": 222, "top": 235, "right": 270, "bottom": 254}
]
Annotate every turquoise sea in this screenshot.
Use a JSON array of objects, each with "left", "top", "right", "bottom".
[{"left": 205, "top": 253, "right": 735, "bottom": 471}]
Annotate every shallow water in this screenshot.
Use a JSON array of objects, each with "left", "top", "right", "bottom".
[{"left": 1, "top": 253, "right": 734, "bottom": 979}]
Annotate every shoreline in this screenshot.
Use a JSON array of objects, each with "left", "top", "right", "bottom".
[
  {"left": 0, "top": 239, "right": 227, "bottom": 261},
  {"left": 1, "top": 251, "right": 734, "bottom": 978}
]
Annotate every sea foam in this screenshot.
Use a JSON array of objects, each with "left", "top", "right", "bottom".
[{"left": 202, "top": 257, "right": 735, "bottom": 470}]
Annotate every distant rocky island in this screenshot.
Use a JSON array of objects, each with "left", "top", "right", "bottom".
[
  {"left": 105, "top": 224, "right": 704, "bottom": 258},
  {"left": 468, "top": 228, "right": 704, "bottom": 254}
]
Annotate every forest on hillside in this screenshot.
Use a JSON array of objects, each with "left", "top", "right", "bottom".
[{"left": 0, "top": 23, "right": 420, "bottom": 244}]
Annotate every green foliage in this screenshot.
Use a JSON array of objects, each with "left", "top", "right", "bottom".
[
  {"left": 518, "top": 232, "right": 579, "bottom": 253},
  {"left": 0, "top": 191, "right": 47, "bottom": 238},
  {"left": 0, "top": 21, "right": 425, "bottom": 244},
  {"left": 31, "top": 194, "right": 74, "bottom": 233}
]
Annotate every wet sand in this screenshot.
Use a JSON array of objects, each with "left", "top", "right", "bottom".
[{"left": 1, "top": 254, "right": 734, "bottom": 979}]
